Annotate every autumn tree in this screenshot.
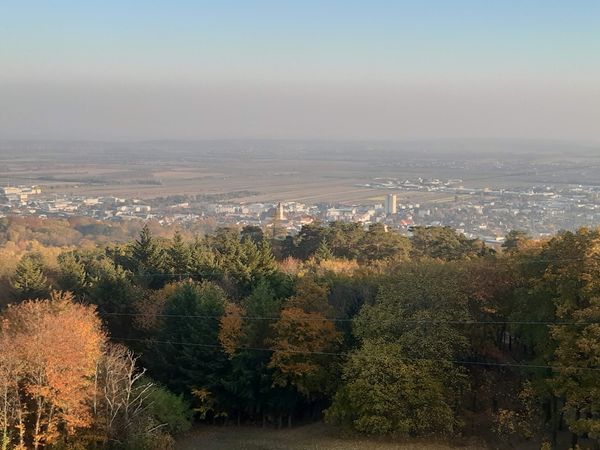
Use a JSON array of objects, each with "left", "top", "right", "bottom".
[
  {"left": 219, "top": 302, "right": 245, "bottom": 357},
  {"left": 502, "top": 230, "right": 532, "bottom": 254},
  {"left": 0, "top": 331, "right": 22, "bottom": 450},
  {"left": 133, "top": 282, "right": 179, "bottom": 332},
  {"left": 0, "top": 291, "right": 105, "bottom": 449},
  {"left": 269, "top": 277, "right": 341, "bottom": 421},
  {"left": 543, "top": 229, "right": 600, "bottom": 447}
]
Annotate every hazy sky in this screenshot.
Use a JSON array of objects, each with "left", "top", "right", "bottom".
[{"left": 1, "top": 1, "right": 599, "bottom": 141}]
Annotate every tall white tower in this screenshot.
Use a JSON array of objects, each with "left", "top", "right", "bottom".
[{"left": 384, "top": 194, "right": 397, "bottom": 215}]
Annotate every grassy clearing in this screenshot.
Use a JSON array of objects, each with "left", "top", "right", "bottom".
[{"left": 175, "top": 423, "right": 487, "bottom": 450}]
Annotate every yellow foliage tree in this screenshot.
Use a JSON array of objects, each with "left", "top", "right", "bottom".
[{"left": 0, "top": 291, "right": 105, "bottom": 449}]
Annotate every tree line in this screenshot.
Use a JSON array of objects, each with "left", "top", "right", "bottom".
[{"left": 1, "top": 221, "right": 599, "bottom": 449}]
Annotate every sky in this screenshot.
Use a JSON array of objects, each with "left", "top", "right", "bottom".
[{"left": 1, "top": 1, "right": 599, "bottom": 141}]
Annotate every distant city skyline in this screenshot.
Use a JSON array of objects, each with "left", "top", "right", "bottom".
[{"left": 1, "top": 1, "right": 599, "bottom": 141}]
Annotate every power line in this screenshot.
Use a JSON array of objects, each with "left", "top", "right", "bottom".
[
  {"left": 100, "top": 311, "right": 600, "bottom": 327},
  {"left": 113, "top": 336, "right": 600, "bottom": 373}
]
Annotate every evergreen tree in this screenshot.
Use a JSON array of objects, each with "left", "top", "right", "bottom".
[
  {"left": 149, "top": 281, "right": 229, "bottom": 398},
  {"left": 292, "top": 222, "right": 327, "bottom": 260},
  {"left": 190, "top": 236, "right": 219, "bottom": 281},
  {"left": 255, "top": 239, "right": 277, "bottom": 279},
  {"left": 168, "top": 230, "right": 192, "bottom": 280},
  {"left": 410, "top": 226, "right": 482, "bottom": 260},
  {"left": 325, "top": 221, "right": 365, "bottom": 259},
  {"left": 88, "top": 258, "right": 139, "bottom": 338},
  {"left": 220, "top": 281, "right": 284, "bottom": 422},
  {"left": 358, "top": 223, "right": 411, "bottom": 262},
  {"left": 240, "top": 225, "right": 264, "bottom": 244},
  {"left": 11, "top": 253, "right": 49, "bottom": 300},
  {"left": 131, "top": 224, "right": 166, "bottom": 288},
  {"left": 57, "top": 251, "right": 87, "bottom": 296},
  {"left": 314, "top": 239, "right": 333, "bottom": 262},
  {"left": 210, "top": 230, "right": 277, "bottom": 296}
]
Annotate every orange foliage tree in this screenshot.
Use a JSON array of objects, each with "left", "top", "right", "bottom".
[
  {"left": 0, "top": 291, "right": 105, "bottom": 449},
  {"left": 219, "top": 302, "right": 245, "bottom": 357},
  {"left": 268, "top": 278, "right": 341, "bottom": 399}
]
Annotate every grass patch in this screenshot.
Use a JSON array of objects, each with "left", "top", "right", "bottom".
[{"left": 175, "top": 422, "right": 487, "bottom": 450}]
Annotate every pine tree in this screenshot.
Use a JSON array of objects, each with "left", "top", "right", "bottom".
[
  {"left": 240, "top": 225, "right": 264, "bottom": 244},
  {"left": 190, "top": 236, "right": 219, "bottom": 280},
  {"left": 293, "top": 222, "right": 327, "bottom": 260},
  {"left": 149, "top": 281, "right": 228, "bottom": 396},
  {"left": 219, "top": 278, "right": 285, "bottom": 422},
  {"left": 88, "top": 258, "right": 138, "bottom": 338},
  {"left": 131, "top": 224, "right": 166, "bottom": 288},
  {"left": 410, "top": 226, "right": 480, "bottom": 260},
  {"left": 57, "top": 252, "right": 87, "bottom": 296},
  {"left": 253, "top": 239, "right": 277, "bottom": 281},
  {"left": 168, "top": 231, "right": 192, "bottom": 280},
  {"left": 11, "top": 253, "right": 49, "bottom": 300},
  {"left": 352, "top": 223, "right": 410, "bottom": 262},
  {"left": 314, "top": 239, "right": 333, "bottom": 262}
]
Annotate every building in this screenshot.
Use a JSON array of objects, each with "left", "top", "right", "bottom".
[
  {"left": 274, "top": 202, "right": 285, "bottom": 221},
  {"left": 0, "top": 185, "right": 41, "bottom": 204},
  {"left": 384, "top": 193, "right": 397, "bottom": 215}
]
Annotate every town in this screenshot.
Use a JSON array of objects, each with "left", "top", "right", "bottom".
[{"left": 2, "top": 174, "right": 599, "bottom": 245}]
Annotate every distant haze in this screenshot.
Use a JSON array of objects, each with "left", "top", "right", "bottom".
[{"left": 1, "top": 1, "right": 599, "bottom": 142}]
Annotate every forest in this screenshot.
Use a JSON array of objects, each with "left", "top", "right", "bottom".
[{"left": 0, "top": 217, "right": 599, "bottom": 449}]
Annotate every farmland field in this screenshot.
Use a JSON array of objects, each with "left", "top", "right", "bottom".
[{"left": 1, "top": 139, "right": 598, "bottom": 205}]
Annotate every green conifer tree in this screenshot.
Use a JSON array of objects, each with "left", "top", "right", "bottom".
[
  {"left": 131, "top": 224, "right": 166, "bottom": 288},
  {"left": 57, "top": 252, "right": 87, "bottom": 296},
  {"left": 11, "top": 253, "right": 50, "bottom": 300},
  {"left": 314, "top": 239, "right": 333, "bottom": 262},
  {"left": 168, "top": 230, "right": 192, "bottom": 280}
]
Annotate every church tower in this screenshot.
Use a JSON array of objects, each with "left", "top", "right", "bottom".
[{"left": 274, "top": 202, "right": 285, "bottom": 221}]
